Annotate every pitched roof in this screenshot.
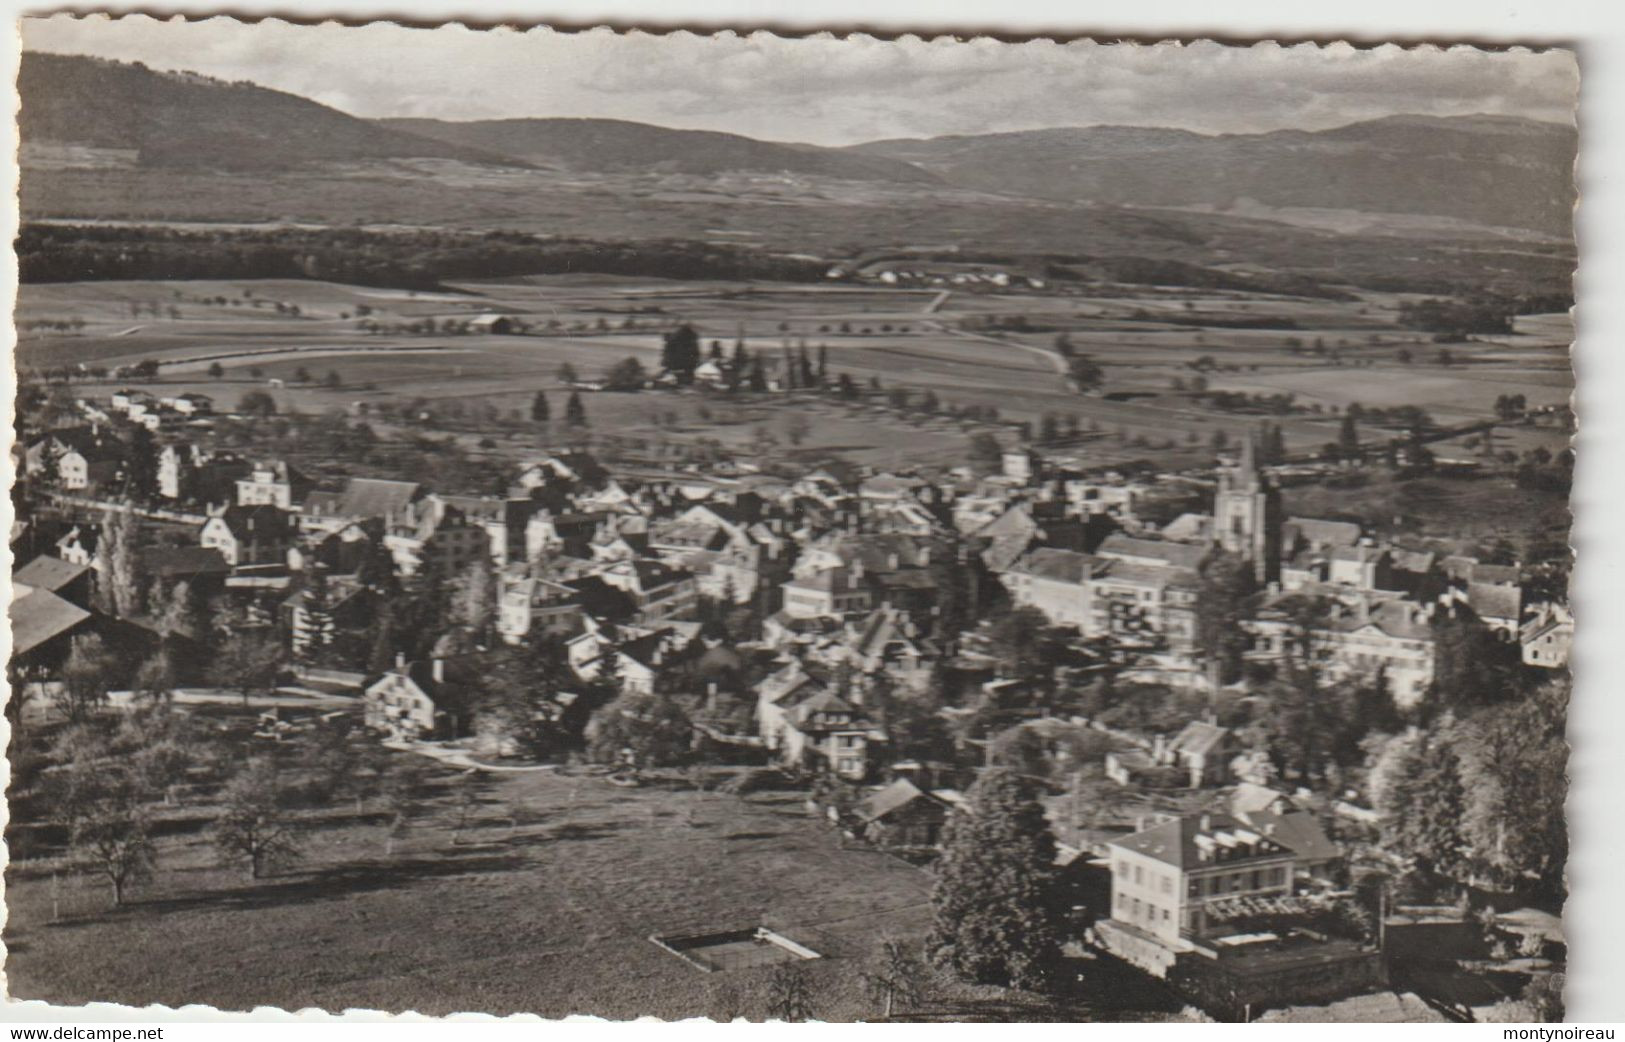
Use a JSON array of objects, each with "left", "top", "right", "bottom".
[
  {"left": 433, "top": 493, "right": 508, "bottom": 523},
  {"left": 1230, "top": 782, "right": 1291, "bottom": 817},
  {"left": 1168, "top": 720, "right": 1230, "bottom": 757},
  {"left": 1097, "top": 533, "right": 1208, "bottom": 570},
  {"left": 761, "top": 664, "right": 824, "bottom": 706},
  {"left": 1467, "top": 581, "right": 1522, "bottom": 621},
  {"left": 1095, "top": 559, "right": 1196, "bottom": 590},
  {"left": 1236, "top": 810, "right": 1342, "bottom": 865},
  {"left": 1008, "top": 548, "right": 1101, "bottom": 585},
  {"left": 1441, "top": 556, "right": 1520, "bottom": 586},
  {"left": 10, "top": 586, "right": 91, "bottom": 656},
  {"left": 1284, "top": 517, "right": 1362, "bottom": 549},
  {"left": 1329, "top": 599, "right": 1434, "bottom": 641},
  {"left": 785, "top": 567, "right": 864, "bottom": 595},
  {"left": 217, "top": 503, "right": 294, "bottom": 538},
  {"left": 1161, "top": 513, "right": 1214, "bottom": 541},
  {"left": 333, "top": 478, "right": 420, "bottom": 520},
  {"left": 13, "top": 555, "right": 88, "bottom": 592},
  {"left": 1520, "top": 603, "right": 1573, "bottom": 642},
  {"left": 1388, "top": 549, "right": 1436, "bottom": 574},
  {"left": 792, "top": 686, "right": 859, "bottom": 725},
  {"left": 1110, "top": 812, "right": 1292, "bottom": 870},
  {"left": 855, "top": 778, "right": 943, "bottom": 823},
  {"left": 139, "top": 546, "right": 232, "bottom": 580}
]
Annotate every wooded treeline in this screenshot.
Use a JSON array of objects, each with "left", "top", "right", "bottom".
[{"left": 17, "top": 224, "right": 830, "bottom": 289}]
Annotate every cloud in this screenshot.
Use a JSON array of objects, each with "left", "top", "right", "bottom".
[{"left": 21, "top": 16, "right": 1577, "bottom": 144}]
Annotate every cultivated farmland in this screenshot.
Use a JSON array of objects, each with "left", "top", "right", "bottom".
[{"left": 18, "top": 274, "right": 1573, "bottom": 473}]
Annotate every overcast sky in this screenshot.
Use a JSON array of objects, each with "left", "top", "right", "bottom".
[{"left": 21, "top": 15, "right": 1578, "bottom": 145}]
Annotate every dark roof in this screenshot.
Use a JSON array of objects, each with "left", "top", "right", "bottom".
[
  {"left": 793, "top": 687, "right": 860, "bottom": 726},
  {"left": 333, "top": 478, "right": 420, "bottom": 520},
  {"left": 564, "top": 575, "right": 637, "bottom": 621},
  {"left": 139, "top": 546, "right": 232, "bottom": 580},
  {"left": 628, "top": 558, "right": 689, "bottom": 589},
  {"left": 1110, "top": 812, "right": 1292, "bottom": 870},
  {"left": 1284, "top": 517, "right": 1362, "bottom": 548},
  {"left": 218, "top": 503, "right": 294, "bottom": 537},
  {"left": 1388, "top": 549, "right": 1436, "bottom": 574},
  {"left": 13, "top": 555, "right": 88, "bottom": 592},
  {"left": 1236, "top": 810, "right": 1342, "bottom": 865},
  {"left": 1468, "top": 581, "right": 1522, "bottom": 621},
  {"left": 11, "top": 586, "right": 91, "bottom": 656}
]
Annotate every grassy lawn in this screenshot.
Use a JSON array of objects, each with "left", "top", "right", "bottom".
[
  {"left": 6, "top": 754, "right": 1197, "bottom": 1020},
  {"left": 0, "top": 762, "right": 885, "bottom": 1017}
]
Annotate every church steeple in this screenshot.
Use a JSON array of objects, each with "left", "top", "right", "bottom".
[
  {"left": 1214, "top": 425, "right": 1281, "bottom": 584},
  {"left": 1238, "top": 430, "right": 1258, "bottom": 487}
]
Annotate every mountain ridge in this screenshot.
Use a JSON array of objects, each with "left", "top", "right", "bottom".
[
  {"left": 847, "top": 115, "right": 1577, "bottom": 235},
  {"left": 17, "top": 51, "right": 522, "bottom": 171},
  {"left": 376, "top": 116, "right": 941, "bottom": 184},
  {"left": 19, "top": 50, "right": 1576, "bottom": 237}
]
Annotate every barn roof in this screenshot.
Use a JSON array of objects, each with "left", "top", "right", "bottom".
[
  {"left": 13, "top": 555, "right": 88, "bottom": 593},
  {"left": 855, "top": 778, "right": 945, "bottom": 823},
  {"left": 10, "top": 585, "right": 91, "bottom": 656}
]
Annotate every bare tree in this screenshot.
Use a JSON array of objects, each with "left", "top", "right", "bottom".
[
  {"left": 764, "top": 963, "right": 817, "bottom": 1022},
  {"left": 66, "top": 767, "right": 155, "bottom": 907},
  {"left": 211, "top": 760, "right": 302, "bottom": 879},
  {"left": 863, "top": 938, "right": 927, "bottom": 1019},
  {"left": 56, "top": 634, "right": 117, "bottom": 724}
]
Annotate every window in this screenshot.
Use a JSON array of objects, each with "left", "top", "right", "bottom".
[
  {"left": 1162, "top": 908, "right": 1171, "bottom": 923},
  {"left": 1134, "top": 865, "right": 1143, "bottom": 885},
  {"left": 1161, "top": 875, "right": 1172, "bottom": 895}
]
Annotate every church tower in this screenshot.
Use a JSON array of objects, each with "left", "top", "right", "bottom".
[{"left": 1214, "top": 430, "right": 1282, "bottom": 584}]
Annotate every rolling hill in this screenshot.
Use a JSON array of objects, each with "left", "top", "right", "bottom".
[
  {"left": 850, "top": 115, "right": 1578, "bottom": 236},
  {"left": 20, "top": 51, "right": 1575, "bottom": 239},
  {"left": 378, "top": 116, "right": 940, "bottom": 184},
  {"left": 17, "top": 51, "right": 519, "bottom": 171}
]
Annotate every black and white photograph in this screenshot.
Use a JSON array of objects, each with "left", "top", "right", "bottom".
[{"left": 5, "top": 13, "right": 1581, "bottom": 1025}]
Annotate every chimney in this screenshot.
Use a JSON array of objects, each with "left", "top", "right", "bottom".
[
  {"left": 432, "top": 658, "right": 445, "bottom": 683},
  {"left": 1199, "top": 814, "right": 1212, "bottom": 832},
  {"left": 395, "top": 651, "right": 406, "bottom": 669}
]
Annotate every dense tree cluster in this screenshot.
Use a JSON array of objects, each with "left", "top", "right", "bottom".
[
  {"left": 1396, "top": 296, "right": 1515, "bottom": 337},
  {"left": 18, "top": 224, "right": 829, "bottom": 290},
  {"left": 929, "top": 770, "right": 1067, "bottom": 990}
]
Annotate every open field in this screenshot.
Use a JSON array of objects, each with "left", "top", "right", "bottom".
[
  {"left": 19, "top": 275, "right": 1573, "bottom": 471},
  {"left": 1282, "top": 471, "right": 1572, "bottom": 549},
  {"left": 3, "top": 746, "right": 1184, "bottom": 1021}
]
